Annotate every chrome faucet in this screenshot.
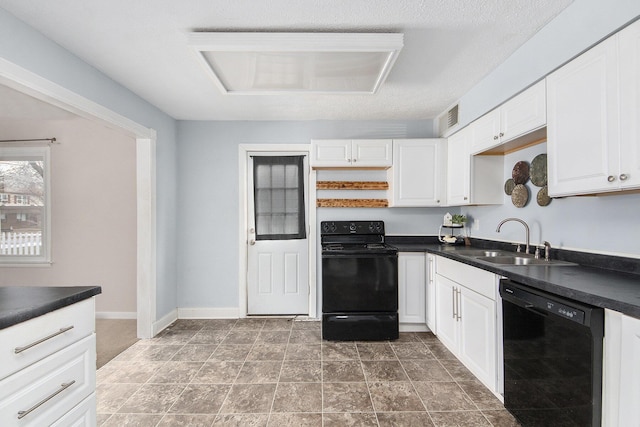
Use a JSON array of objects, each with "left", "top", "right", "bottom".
[{"left": 496, "top": 218, "right": 530, "bottom": 254}]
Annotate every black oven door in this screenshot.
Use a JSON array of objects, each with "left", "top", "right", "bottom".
[{"left": 322, "top": 253, "right": 398, "bottom": 313}]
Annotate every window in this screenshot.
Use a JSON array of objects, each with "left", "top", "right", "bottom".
[
  {"left": 0, "top": 146, "right": 50, "bottom": 263},
  {"left": 252, "top": 155, "right": 306, "bottom": 240}
]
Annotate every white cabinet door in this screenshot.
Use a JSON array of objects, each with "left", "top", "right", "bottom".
[
  {"left": 458, "top": 286, "right": 496, "bottom": 390},
  {"left": 446, "top": 129, "right": 471, "bottom": 205},
  {"left": 352, "top": 139, "right": 392, "bottom": 167},
  {"left": 546, "top": 36, "right": 619, "bottom": 196},
  {"left": 618, "top": 313, "right": 640, "bottom": 426},
  {"left": 469, "top": 81, "right": 545, "bottom": 155},
  {"left": 434, "top": 274, "right": 459, "bottom": 352},
  {"left": 470, "top": 109, "right": 500, "bottom": 154},
  {"left": 618, "top": 20, "right": 640, "bottom": 191},
  {"left": 426, "top": 254, "right": 437, "bottom": 333},
  {"left": 398, "top": 253, "right": 426, "bottom": 324},
  {"left": 310, "top": 139, "right": 351, "bottom": 167},
  {"left": 390, "top": 139, "right": 445, "bottom": 207},
  {"left": 500, "top": 80, "right": 546, "bottom": 143},
  {"left": 310, "top": 139, "right": 391, "bottom": 167}
]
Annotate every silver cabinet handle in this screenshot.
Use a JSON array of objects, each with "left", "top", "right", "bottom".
[
  {"left": 14, "top": 326, "right": 74, "bottom": 354},
  {"left": 17, "top": 380, "right": 76, "bottom": 419},
  {"left": 452, "top": 287, "right": 456, "bottom": 319},
  {"left": 456, "top": 289, "right": 462, "bottom": 321},
  {"left": 620, "top": 174, "right": 628, "bottom": 181},
  {"left": 607, "top": 175, "right": 616, "bottom": 182}
]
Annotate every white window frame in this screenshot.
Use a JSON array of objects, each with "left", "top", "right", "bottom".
[{"left": 0, "top": 146, "right": 51, "bottom": 265}]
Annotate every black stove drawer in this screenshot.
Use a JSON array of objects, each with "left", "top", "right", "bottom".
[{"left": 323, "top": 313, "right": 399, "bottom": 341}]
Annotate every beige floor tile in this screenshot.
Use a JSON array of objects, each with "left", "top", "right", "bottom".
[
  {"left": 413, "top": 381, "right": 477, "bottom": 411},
  {"left": 280, "top": 360, "right": 322, "bottom": 382},
  {"left": 168, "top": 383, "right": 231, "bottom": 414},
  {"left": 147, "top": 361, "right": 203, "bottom": 383},
  {"left": 219, "top": 383, "right": 277, "bottom": 413},
  {"left": 356, "top": 342, "right": 397, "bottom": 360},
  {"left": 235, "top": 361, "right": 283, "bottom": 383},
  {"left": 191, "top": 360, "right": 243, "bottom": 383},
  {"left": 285, "top": 343, "right": 321, "bottom": 360},
  {"left": 322, "top": 382, "right": 373, "bottom": 413},
  {"left": 213, "top": 413, "right": 269, "bottom": 426},
  {"left": 322, "top": 412, "right": 378, "bottom": 426},
  {"left": 157, "top": 414, "right": 217, "bottom": 426},
  {"left": 101, "top": 413, "right": 163, "bottom": 427},
  {"left": 272, "top": 383, "right": 322, "bottom": 412},
  {"left": 171, "top": 344, "right": 217, "bottom": 361},
  {"left": 367, "top": 381, "right": 425, "bottom": 412},
  {"left": 322, "top": 360, "right": 365, "bottom": 382},
  {"left": 376, "top": 411, "right": 435, "bottom": 426},
  {"left": 361, "top": 360, "right": 409, "bottom": 382},
  {"left": 209, "top": 344, "right": 252, "bottom": 361},
  {"left": 117, "top": 383, "right": 185, "bottom": 414},
  {"left": 322, "top": 342, "right": 359, "bottom": 360},
  {"left": 429, "top": 410, "right": 493, "bottom": 426},
  {"left": 401, "top": 359, "right": 453, "bottom": 382},
  {"left": 267, "top": 412, "right": 322, "bottom": 426}
]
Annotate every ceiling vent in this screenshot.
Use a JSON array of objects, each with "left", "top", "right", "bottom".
[
  {"left": 437, "top": 103, "right": 460, "bottom": 137},
  {"left": 188, "top": 32, "right": 404, "bottom": 95}
]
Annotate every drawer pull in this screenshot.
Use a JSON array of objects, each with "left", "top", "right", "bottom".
[
  {"left": 14, "top": 326, "right": 74, "bottom": 354},
  {"left": 17, "top": 380, "right": 76, "bottom": 419}
]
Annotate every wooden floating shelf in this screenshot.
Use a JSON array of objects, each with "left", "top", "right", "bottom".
[
  {"left": 316, "top": 181, "right": 389, "bottom": 190},
  {"left": 316, "top": 198, "right": 389, "bottom": 208}
]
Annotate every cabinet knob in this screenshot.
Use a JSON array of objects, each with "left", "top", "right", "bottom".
[
  {"left": 499, "top": 132, "right": 504, "bottom": 137},
  {"left": 607, "top": 175, "right": 616, "bottom": 182},
  {"left": 463, "top": 196, "right": 468, "bottom": 200},
  {"left": 352, "top": 158, "right": 356, "bottom": 163},
  {"left": 620, "top": 173, "right": 628, "bottom": 181},
  {"left": 493, "top": 135, "right": 499, "bottom": 140}
]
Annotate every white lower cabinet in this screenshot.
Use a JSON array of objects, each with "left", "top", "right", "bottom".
[
  {"left": 398, "top": 253, "right": 426, "bottom": 324},
  {"left": 434, "top": 256, "right": 499, "bottom": 392},
  {"left": 603, "top": 309, "right": 640, "bottom": 426},
  {"left": 426, "top": 254, "right": 437, "bottom": 333},
  {"left": 0, "top": 298, "right": 97, "bottom": 426}
]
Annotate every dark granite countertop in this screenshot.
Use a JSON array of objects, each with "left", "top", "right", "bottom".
[
  {"left": 386, "top": 236, "right": 640, "bottom": 319},
  {"left": 0, "top": 286, "right": 102, "bottom": 330}
]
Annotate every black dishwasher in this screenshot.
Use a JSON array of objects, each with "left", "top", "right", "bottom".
[{"left": 499, "top": 279, "right": 604, "bottom": 427}]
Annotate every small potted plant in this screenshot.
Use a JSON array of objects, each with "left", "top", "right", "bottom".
[{"left": 452, "top": 214, "right": 467, "bottom": 226}]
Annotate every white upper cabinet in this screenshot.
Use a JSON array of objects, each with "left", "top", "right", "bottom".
[
  {"left": 389, "top": 139, "right": 446, "bottom": 207},
  {"left": 547, "top": 19, "right": 640, "bottom": 196},
  {"left": 311, "top": 139, "right": 392, "bottom": 167},
  {"left": 446, "top": 128, "right": 471, "bottom": 205},
  {"left": 470, "top": 80, "right": 546, "bottom": 155},
  {"left": 618, "top": 20, "right": 640, "bottom": 191}
]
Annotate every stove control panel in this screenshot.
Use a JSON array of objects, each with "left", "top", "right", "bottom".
[{"left": 321, "top": 221, "right": 385, "bottom": 235}]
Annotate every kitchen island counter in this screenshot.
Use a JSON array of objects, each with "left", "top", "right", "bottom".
[{"left": 0, "top": 286, "right": 102, "bottom": 330}]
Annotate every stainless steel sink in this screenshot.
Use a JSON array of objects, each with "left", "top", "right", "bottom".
[
  {"left": 475, "top": 256, "right": 576, "bottom": 266},
  {"left": 454, "top": 249, "right": 509, "bottom": 257}
]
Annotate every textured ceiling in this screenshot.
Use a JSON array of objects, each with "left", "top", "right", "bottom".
[{"left": 0, "top": 0, "right": 574, "bottom": 121}]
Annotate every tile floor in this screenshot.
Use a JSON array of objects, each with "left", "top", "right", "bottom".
[{"left": 96, "top": 318, "right": 521, "bottom": 426}]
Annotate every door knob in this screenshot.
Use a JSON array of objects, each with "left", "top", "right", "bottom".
[{"left": 249, "top": 239, "right": 255, "bottom": 246}]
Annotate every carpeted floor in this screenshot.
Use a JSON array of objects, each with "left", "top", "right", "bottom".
[{"left": 96, "top": 319, "right": 138, "bottom": 369}]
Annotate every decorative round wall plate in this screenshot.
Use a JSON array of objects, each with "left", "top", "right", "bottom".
[
  {"left": 512, "top": 161, "right": 530, "bottom": 185},
  {"left": 530, "top": 154, "right": 548, "bottom": 187},
  {"left": 504, "top": 178, "right": 515, "bottom": 195},
  {"left": 511, "top": 184, "right": 529, "bottom": 208},
  {"left": 537, "top": 185, "right": 552, "bottom": 206}
]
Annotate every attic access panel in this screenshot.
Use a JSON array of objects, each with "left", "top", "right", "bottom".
[{"left": 188, "top": 32, "right": 403, "bottom": 95}]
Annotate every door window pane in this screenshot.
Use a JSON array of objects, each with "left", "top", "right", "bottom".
[{"left": 253, "top": 156, "right": 305, "bottom": 240}]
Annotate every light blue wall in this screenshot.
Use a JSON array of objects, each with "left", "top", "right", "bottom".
[
  {"left": 0, "top": 8, "right": 179, "bottom": 318},
  {"left": 464, "top": 144, "right": 640, "bottom": 256},
  {"left": 458, "top": 0, "right": 640, "bottom": 257},
  {"left": 176, "top": 120, "right": 442, "bottom": 309}
]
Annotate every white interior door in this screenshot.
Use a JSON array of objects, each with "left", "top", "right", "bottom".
[{"left": 247, "top": 154, "right": 309, "bottom": 315}]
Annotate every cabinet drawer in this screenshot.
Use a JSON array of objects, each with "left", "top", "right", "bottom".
[
  {"left": 436, "top": 256, "right": 497, "bottom": 300},
  {"left": 0, "top": 298, "right": 95, "bottom": 380},
  {"left": 51, "top": 393, "right": 96, "bottom": 427},
  {"left": 0, "top": 334, "right": 96, "bottom": 427}
]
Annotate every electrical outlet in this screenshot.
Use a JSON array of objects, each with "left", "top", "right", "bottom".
[{"left": 473, "top": 219, "right": 480, "bottom": 230}]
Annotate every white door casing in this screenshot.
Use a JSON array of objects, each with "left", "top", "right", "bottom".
[{"left": 246, "top": 154, "right": 309, "bottom": 315}]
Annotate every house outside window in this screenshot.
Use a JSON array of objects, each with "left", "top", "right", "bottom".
[{"left": 0, "top": 146, "right": 51, "bottom": 264}]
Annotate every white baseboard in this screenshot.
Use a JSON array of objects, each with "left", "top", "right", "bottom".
[
  {"left": 399, "top": 323, "right": 430, "bottom": 333},
  {"left": 177, "top": 307, "right": 240, "bottom": 319},
  {"left": 153, "top": 308, "right": 178, "bottom": 336},
  {"left": 96, "top": 311, "right": 137, "bottom": 319}
]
